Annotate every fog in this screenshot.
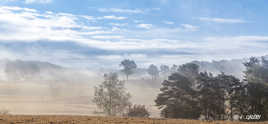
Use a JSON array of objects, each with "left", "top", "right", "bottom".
[
  {"left": 0, "top": 57, "right": 252, "bottom": 117},
  {"left": 0, "top": 59, "right": 162, "bottom": 117}
]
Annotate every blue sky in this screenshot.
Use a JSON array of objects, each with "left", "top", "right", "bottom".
[{"left": 0, "top": 0, "right": 268, "bottom": 69}]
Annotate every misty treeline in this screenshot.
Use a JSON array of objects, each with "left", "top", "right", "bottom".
[
  {"left": 92, "top": 59, "right": 164, "bottom": 117},
  {"left": 119, "top": 59, "right": 162, "bottom": 81},
  {"left": 119, "top": 59, "right": 170, "bottom": 81},
  {"left": 156, "top": 56, "right": 268, "bottom": 121},
  {"left": 92, "top": 57, "right": 267, "bottom": 121}
]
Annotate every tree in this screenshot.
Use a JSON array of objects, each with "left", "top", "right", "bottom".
[
  {"left": 197, "top": 72, "right": 244, "bottom": 120},
  {"left": 155, "top": 57, "right": 268, "bottom": 121},
  {"left": 156, "top": 62, "right": 248, "bottom": 120},
  {"left": 197, "top": 72, "right": 224, "bottom": 120},
  {"left": 160, "top": 65, "right": 169, "bottom": 74},
  {"left": 170, "top": 64, "right": 178, "bottom": 73},
  {"left": 93, "top": 73, "right": 131, "bottom": 116},
  {"left": 155, "top": 63, "right": 201, "bottom": 119},
  {"left": 126, "top": 104, "right": 150, "bottom": 118},
  {"left": 147, "top": 64, "right": 159, "bottom": 80},
  {"left": 178, "top": 63, "right": 200, "bottom": 84},
  {"left": 120, "top": 59, "right": 137, "bottom": 80},
  {"left": 216, "top": 73, "right": 245, "bottom": 120},
  {"left": 243, "top": 57, "right": 268, "bottom": 121},
  {"left": 160, "top": 65, "right": 170, "bottom": 79}
]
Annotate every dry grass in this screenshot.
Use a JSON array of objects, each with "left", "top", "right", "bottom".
[{"left": 0, "top": 115, "right": 266, "bottom": 124}]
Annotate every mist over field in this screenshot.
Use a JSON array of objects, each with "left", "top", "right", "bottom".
[
  {"left": 0, "top": 57, "right": 253, "bottom": 117},
  {"left": 0, "top": 0, "right": 268, "bottom": 122},
  {"left": 0, "top": 59, "right": 160, "bottom": 116}
]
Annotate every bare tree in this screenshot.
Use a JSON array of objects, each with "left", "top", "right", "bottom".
[{"left": 93, "top": 73, "right": 131, "bottom": 116}]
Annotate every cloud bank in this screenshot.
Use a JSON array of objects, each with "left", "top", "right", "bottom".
[{"left": 0, "top": 6, "right": 267, "bottom": 69}]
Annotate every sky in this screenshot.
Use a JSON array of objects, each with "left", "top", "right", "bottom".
[{"left": 0, "top": 0, "right": 268, "bottom": 69}]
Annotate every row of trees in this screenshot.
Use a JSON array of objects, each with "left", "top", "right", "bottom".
[
  {"left": 120, "top": 59, "right": 176, "bottom": 80},
  {"left": 93, "top": 59, "right": 162, "bottom": 117},
  {"left": 92, "top": 56, "right": 267, "bottom": 121},
  {"left": 155, "top": 57, "right": 268, "bottom": 121}
]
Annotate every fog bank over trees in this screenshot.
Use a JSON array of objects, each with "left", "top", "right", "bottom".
[
  {"left": 192, "top": 59, "right": 245, "bottom": 79},
  {"left": 0, "top": 55, "right": 267, "bottom": 119},
  {"left": 1, "top": 55, "right": 267, "bottom": 82}
]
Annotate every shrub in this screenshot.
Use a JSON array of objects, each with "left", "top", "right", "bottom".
[{"left": 126, "top": 105, "right": 150, "bottom": 118}]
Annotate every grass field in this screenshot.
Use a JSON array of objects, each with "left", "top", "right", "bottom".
[{"left": 0, "top": 115, "right": 267, "bottom": 124}]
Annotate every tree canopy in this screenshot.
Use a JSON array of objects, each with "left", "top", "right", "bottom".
[
  {"left": 155, "top": 57, "right": 268, "bottom": 121},
  {"left": 120, "top": 59, "right": 137, "bottom": 80}
]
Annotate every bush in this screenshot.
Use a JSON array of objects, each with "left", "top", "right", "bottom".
[{"left": 126, "top": 105, "right": 150, "bottom": 118}]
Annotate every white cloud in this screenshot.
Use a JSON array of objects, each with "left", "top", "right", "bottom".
[
  {"left": 205, "top": 36, "right": 268, "bottom": 42},
  {"left": 25, "top": 0, "right": 52, "bottom": 4},
  {"left": 181, "top": 24, "right": 199, "bottom": 31},
  {"left": 81, "top": 15, "right": 95, "bottom": 21},
  {"left": 0, "top": 6, "right": 111, "bottom": 42},
  {"left": 199, "top": 17, "right": 247, "bottom": 23},
  {"left": 201, "top": 36, "right": 268, "bottom": 55},
  {"left": 96, "top": 55, "right": 123, "bottom": 60},
  {"left": 137, "top": 24, "right": 153, "bottom": 29},
  {"left": 0, "top": 6, "right": 37, "bottom": 12},
  {"left": 78, "top": 31, "right": 112, "bottom": 35},
  {"left": 110, "top": 23, "right": 128, "bottom": 27},
  {"left": 0, "top": 7, "right": 182, "bottom": 50},
  {"left": 82, "top": 15, "right": 127, "bottom": 21},
  {"left": 98, "top": 8, "right": 160, "bottom": 14},
  {"left": 98, "top": 8, "right": 144, "bottom": 14},
  {"left": 99, "top": 15, "right": 127, "bottom": 20},
  {"left": 1, "top": 5, "right": 268, "bottom": 63},
  {"left": 91, "top": 35, "right": 124, "bottom": 39},
  {"left": 1, "top": 0, "right": 52, "bottom": 4}
]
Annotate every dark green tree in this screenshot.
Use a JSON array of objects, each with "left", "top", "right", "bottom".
[
  {"left": 155, "top": 63, "right": 201, "bottom": 119},
  {"left": 216, "top": 73, "right": 245, "bottom": 120},
  {"left": 197, "top": 72, "right": 245, "bottom": 120},
  {"left": 178, "top": 63, "right": 200, "bottom": 84},
  {"left": 197, "top": 72, "right": 225, "bottom": 120},
  {"left": 155, "top": 57, "right": 268, "bottom": 121},
  {"left": 243, "top": 57, "right": 268, "bottom": 121}
]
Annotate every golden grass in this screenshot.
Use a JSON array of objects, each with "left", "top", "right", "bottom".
[{"left": 0, "top": 115, "right": 267, "bottom": 124}]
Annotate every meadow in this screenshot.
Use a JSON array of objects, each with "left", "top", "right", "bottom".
[{"left": 0, "top": 115, "right": 267, "bottom": 124}]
